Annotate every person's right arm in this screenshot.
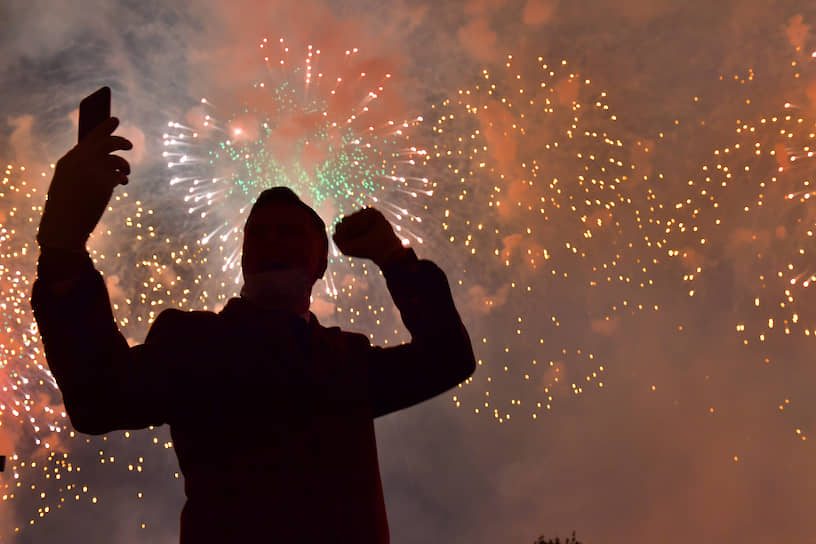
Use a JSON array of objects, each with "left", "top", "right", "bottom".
[{"left": 30, "top": 116, "right": 180, "bottom": 434}]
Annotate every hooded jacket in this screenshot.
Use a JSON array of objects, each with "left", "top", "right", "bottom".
[{"left": 30, "top": 248, "right": 476, "bottom": 543}]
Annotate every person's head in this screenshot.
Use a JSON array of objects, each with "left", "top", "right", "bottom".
[{"left": 240, "top": 188, "right": 328, "bottom": 311}]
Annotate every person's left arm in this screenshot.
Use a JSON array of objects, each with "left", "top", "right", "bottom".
[
  {"left": 366, "top": 248, "right": 475, "bottom": 417},
  {"left": 333, "top": 208, "right": 476, "bottom": 418}
]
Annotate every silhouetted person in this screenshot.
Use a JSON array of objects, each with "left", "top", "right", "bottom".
[{"left": 31, "top": 117, "right": 476, "bottom": 542}]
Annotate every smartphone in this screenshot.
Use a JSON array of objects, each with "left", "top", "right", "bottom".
[
  {"left": 0, "top": 455, "right": 5, "bottom": 472},
  {"left": 78, "top": 86, "right": 111, "bottom": 143}
]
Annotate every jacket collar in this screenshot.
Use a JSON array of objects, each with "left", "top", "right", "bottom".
[
  {"left": 218, "top": 298, "right": 350, "bottom": 379},
  {"left": 219, "top": 297, "right": 326, "bottom": 340}
]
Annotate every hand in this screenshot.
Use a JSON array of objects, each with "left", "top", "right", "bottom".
[
  {"left": 333, "top": 207, "right": 406, "bottom": 267},
  {"left": 37, "top": 117, "right": 132, "bottom": 251}
]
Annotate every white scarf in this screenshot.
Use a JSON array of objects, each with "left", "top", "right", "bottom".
[{"left": 240, "top": 267, "right": 312, "bottom": 321}]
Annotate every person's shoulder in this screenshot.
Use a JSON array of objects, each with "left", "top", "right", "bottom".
[
  {"left": 318, "top": 323, "right": 371, "bottom": 352},
  {"left": 339, "top": 329, "right": 372, "bottom": 352},
  {"left": 154, "top": 307, "right": 219, "bottom": 325},
  {"left": 146, "top": 307, "right": 220, "bottom": 343}
]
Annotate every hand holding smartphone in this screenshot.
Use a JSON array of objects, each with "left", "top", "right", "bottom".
[{"left": 36, "top": 86, "right": 133, "bottom": 251}]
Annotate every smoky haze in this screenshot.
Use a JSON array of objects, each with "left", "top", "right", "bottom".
[{"left": 2, "top": 1, "right": 816, "bottom": 543}]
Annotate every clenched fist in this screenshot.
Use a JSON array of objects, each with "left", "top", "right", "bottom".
[
  {"left": 37, "top": 117, "right": 132, "bottom": 251},
  {"left": 332, "top": 207, "right": 407, "bottom": 267}
]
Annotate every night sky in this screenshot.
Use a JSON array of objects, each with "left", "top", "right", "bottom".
[{"left": 2, "top": 1, "right": 816, "bottom": 542}]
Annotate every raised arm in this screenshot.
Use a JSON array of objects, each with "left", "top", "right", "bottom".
[
  {"left": 31, "top": 117, "right": 178, "bottom": 434},
  {"left": 333, "top": 208, "right": 476, "bottom": 418}
]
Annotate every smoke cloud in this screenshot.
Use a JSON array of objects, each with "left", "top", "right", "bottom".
[{"left": 3, "top": 1, "right": 816, "bottom": 543}]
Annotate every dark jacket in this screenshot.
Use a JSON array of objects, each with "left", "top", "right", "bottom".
[{"left": 30, "top": 248, "right": 476, "bottom": 543}]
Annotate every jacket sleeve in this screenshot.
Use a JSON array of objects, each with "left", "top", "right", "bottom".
[
  {"left": 365, "top": 248, "right": 476, "bottom": 418},
  {"left": 31, "top": 250, "right": 181, "bottom": 435}
]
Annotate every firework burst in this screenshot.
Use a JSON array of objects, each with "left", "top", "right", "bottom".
[
  {"left": 0, "top": 163, "right": 109, "bottom": 537},
  {"left": 413, "top": 54, "right": 677, "bottom": 421},
  {"left": 667, "top": 104, "right": 816, "bottom": 362},
  {"left": 161, "top": 38, "right": 430, "bottom": 298}
]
